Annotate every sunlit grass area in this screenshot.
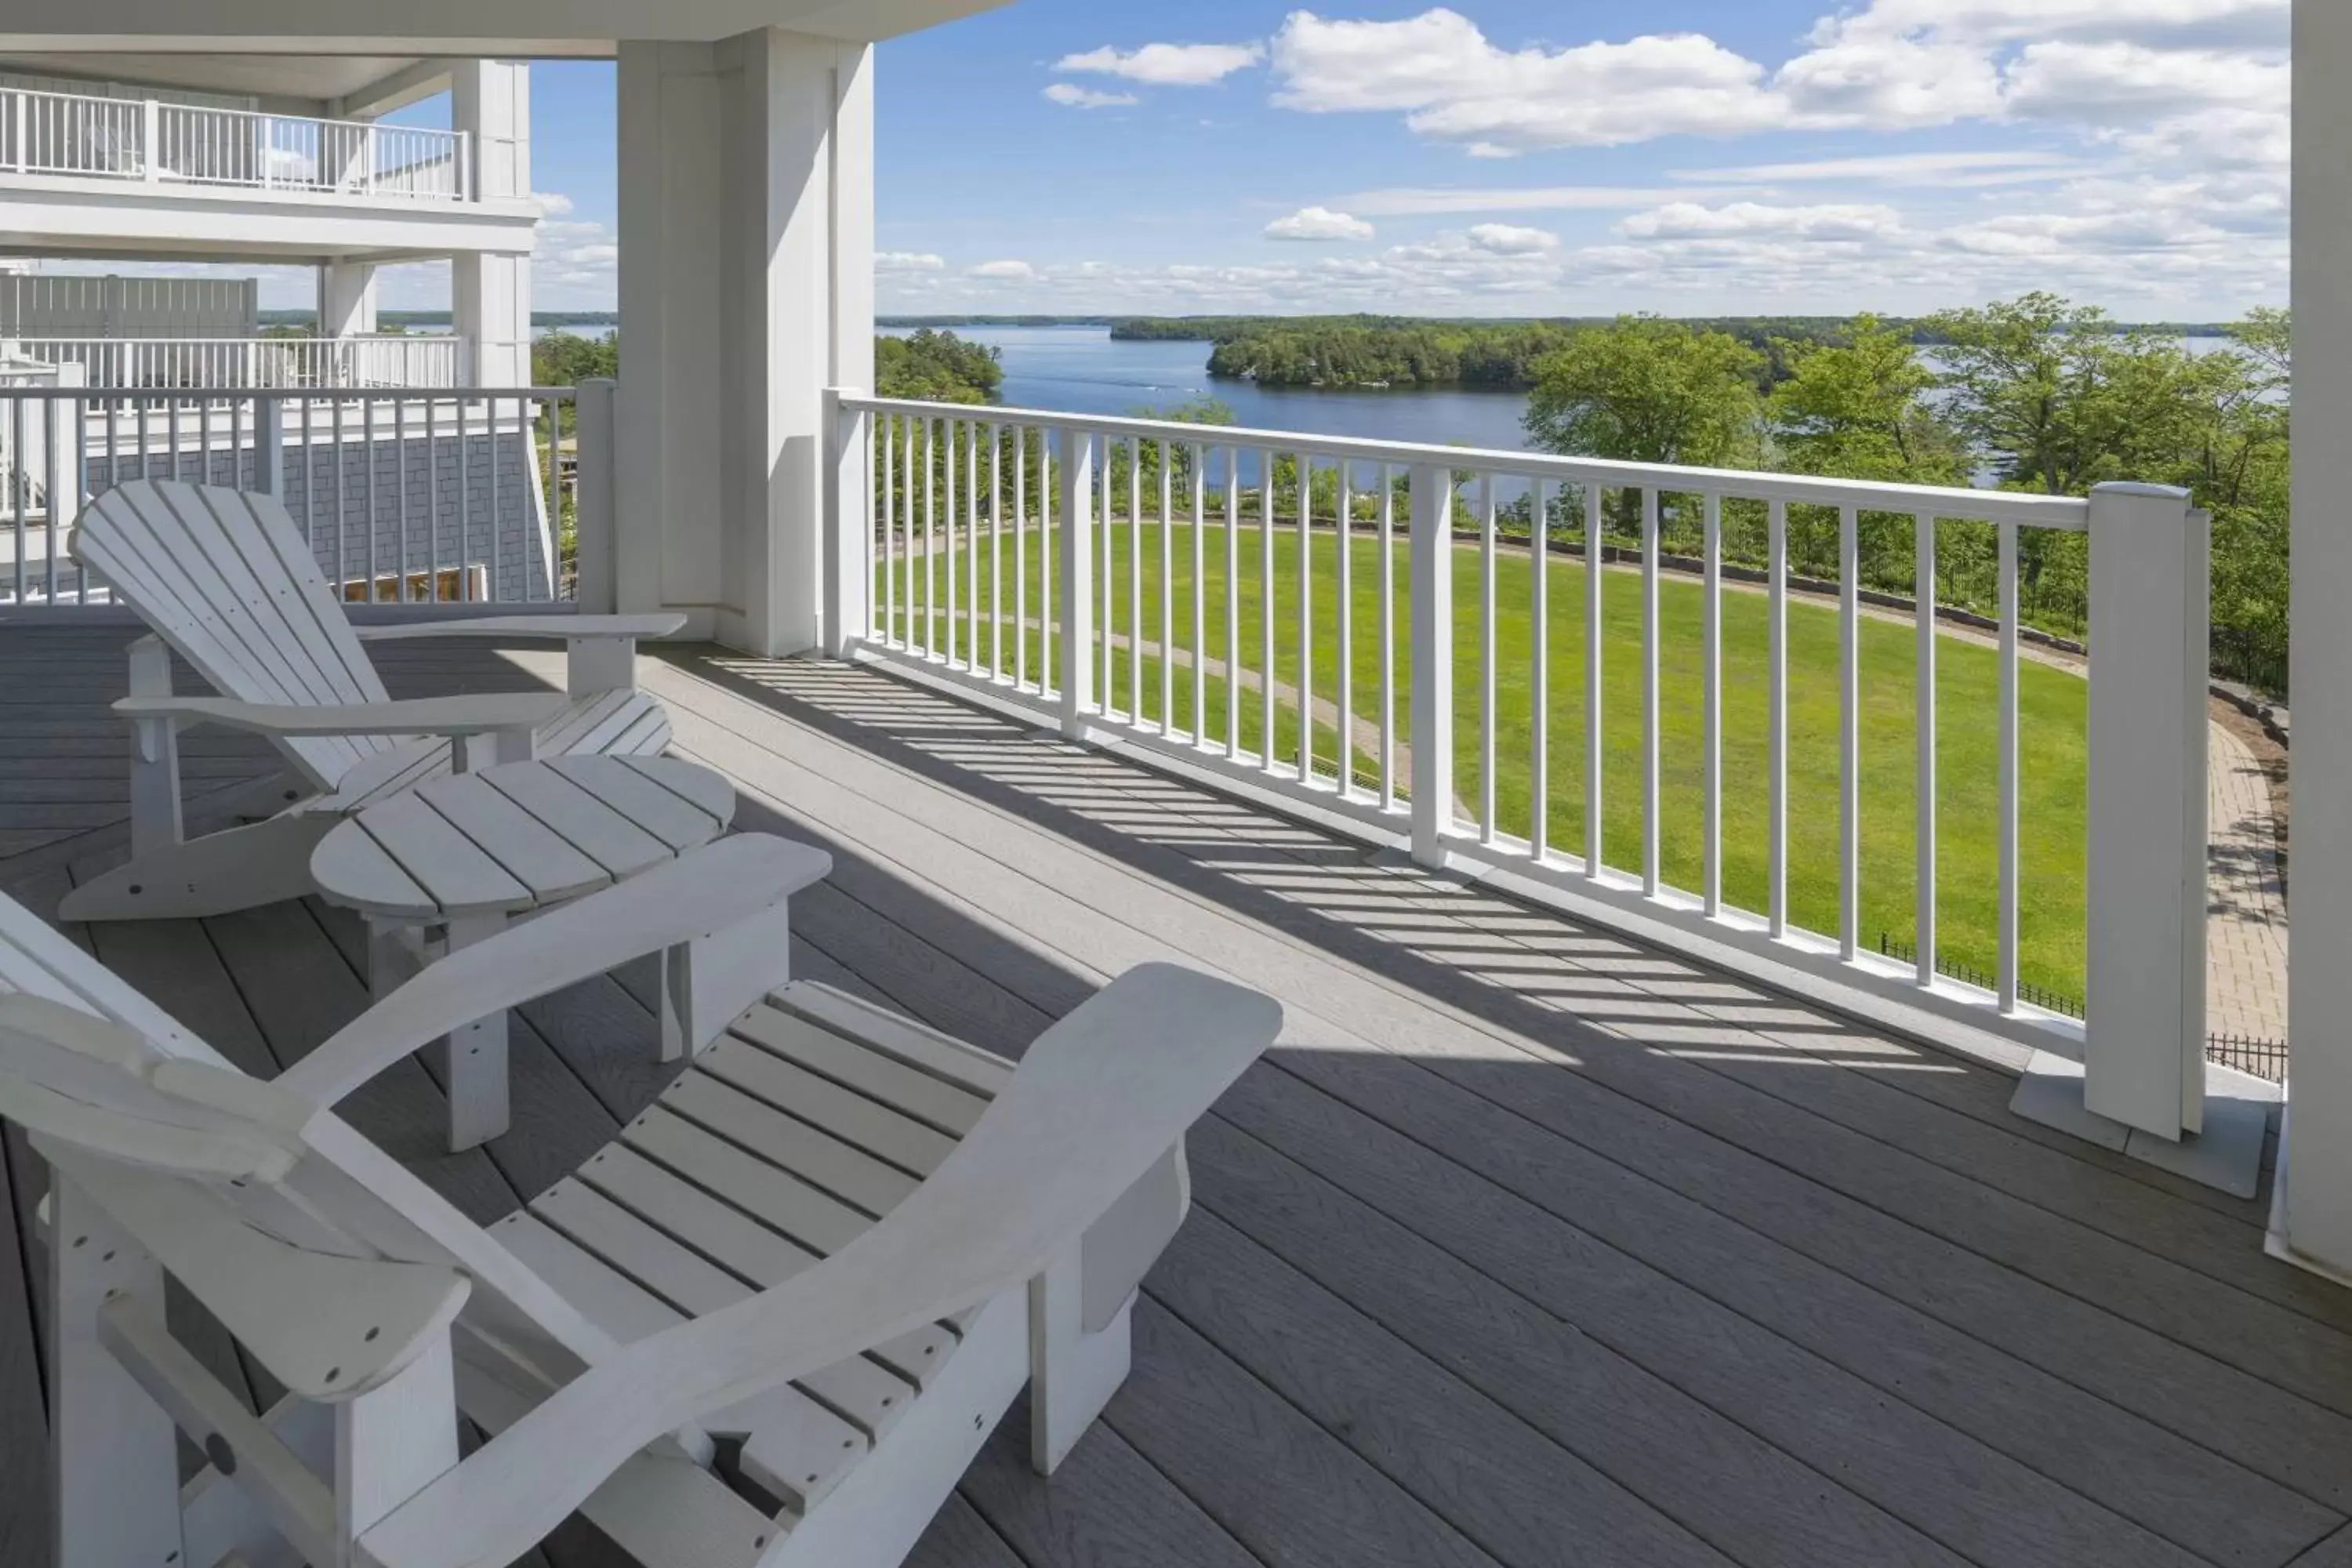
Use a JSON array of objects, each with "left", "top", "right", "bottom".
[{"left": 877, "top": 519, "right": 2086, "bottom": 1000}]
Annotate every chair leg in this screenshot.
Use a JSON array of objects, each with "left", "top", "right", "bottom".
[
  {"left": 1027, "top": 1250, "right": 1134, "bottom": 1477},
  {"left": 566, "top": 636, "right": 637, "bottom": 696},
  {"left": 49, "top": 1178, "right": 182, "bottom": 1568},
  {"left": 442, "top": 913, "right": 510, "bottom": 1151},
  {"left": 336, "top": 1335, "right": 459, "bottom": 1566},
  {"left": 125, "top": 634, "right": 183, "bottom": 859},
  {"left": 365, "top": 917, "right": 423, "bottom": 1002},
  {"left": 661, "top": 900, "right": 795, "bottom": 1062}
]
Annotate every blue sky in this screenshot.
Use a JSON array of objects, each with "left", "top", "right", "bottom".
[{"left": 222, "top": 0, "right": 2299, "bottom": 318}]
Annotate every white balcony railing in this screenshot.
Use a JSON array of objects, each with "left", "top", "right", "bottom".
[
  {"left": 828, "top": 394, "right": 2216, "bottom": 1142},
  {"left": 5, "top": 336, "right": 466, "bottom": 390},
  {"left": 0, "top": 383, "right": 570, "bottom": 608},
  {"left": 0, "top": 86, "right": 469, "bottom": 201}
]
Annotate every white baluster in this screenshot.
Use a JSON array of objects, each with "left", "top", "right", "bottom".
[
  {"left": 1768, "top": 499, "right": 1788, "bottom": 938},
  {"left": 1479, "top": 474, "right": 1496, "bottom": 844},
  {"left": 1915, "top": 512, "right": 1938, "bottom": 986},
  {"left": 1703, "top": 492, "right": 1722, "bottom": 919},
  {"left": 1584, "top": 485, "right": 1604, "bottom": 879},
  {"left": 1838, "top": 503, "right": 1860, "bottom": 960},
  {"left": 1642, "top": 486, "right": 1661, "bottom": 898},
  {"left": 1408, "top": 463, "right": 1454, "bottom": 866},
  {"left": 1058, "top": 428, "right": 1094, "bottom": 737}
]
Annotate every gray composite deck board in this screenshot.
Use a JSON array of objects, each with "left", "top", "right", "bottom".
[{"left": 0, "top": 622, "right": 2344, "bottom": 1566}]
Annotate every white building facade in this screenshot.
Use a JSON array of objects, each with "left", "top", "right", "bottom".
[{"left": 0, "top": 52, "right": 540, "bottom": 384}]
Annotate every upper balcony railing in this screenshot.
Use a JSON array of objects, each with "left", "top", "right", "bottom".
[
  {"left": 0, "top": 381, "right": 572, "bottom": 611},
  {"left": 0, "top": 86, "right": 470, "bottom": 201},
  {"left": 825, "top": 392, "right": 2218, "bottom": 1145},
  {"left": 7, "top": 335, "right": 465, "bottom": 390}
]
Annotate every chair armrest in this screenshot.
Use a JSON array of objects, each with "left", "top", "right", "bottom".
[
  {"left": 48, "top": 1145, "right": 469, "bottom": 1403},
  {"left": 357, "top": 964, "right": 1282, "bottom": 1568},
  {"left": 113, "top": 692, "right": 568, "bottom": 739},
  {"left": 278, "top": 835, "right": 832, "bottom": 1110},
  {"left": 352, "top": 615, "right": 687, "bottom": 644}
]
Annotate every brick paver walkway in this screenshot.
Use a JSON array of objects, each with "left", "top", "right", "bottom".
[{"left": 2209, "top": 720, "right": 2289, "bottom": 1042}]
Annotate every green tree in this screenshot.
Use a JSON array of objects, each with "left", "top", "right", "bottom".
[
  {"left": 1523, "top": 317, "right": 1764, "bottom": 534},
  {"left": 1766, "top": 315, "right": 1963, "bottom": 485},
  {"left": 532, "top": 330, "right": 619, "bottom": 387},
  {"left": 875, "top": 328, "right": 1002, "bottom": 404},
  {"left": 1765, "top": 315, "right": 1968, "bottom": 586}
]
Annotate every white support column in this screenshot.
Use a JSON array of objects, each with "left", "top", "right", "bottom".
[
  {"left": 615, "top": 30, "right": 874, "bottom": 655},
  {"left": 2283, "top": 0, "right": 2352, "bottom": 1277},
  {"left": 2082, "top": 482, "right": 2207, "bottom": 1138},
  {"left": 2013, "top": 481, "right": 2259, "bottom": 1196},
  {"left": 452, "top": 60, "right": 532, "bottom": 387},
  {"left": 319, "top": 260, "right": 379, "bottom": 338},
  {"left": 1409, "top": 463, "right": 1454, "bottom": 867}
]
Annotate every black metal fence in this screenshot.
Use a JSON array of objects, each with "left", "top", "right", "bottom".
[
  {"left": 2205, "top": 1033, "right": 2290, "bottom": 1081},
  {"left": 1876, "top": 933, "right": 2286, "bottom": 1082},
  {"left": 1878, "top": 933, "right": 2085, "bottom": 1018}
]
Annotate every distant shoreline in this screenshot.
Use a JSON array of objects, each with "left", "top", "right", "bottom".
[{"left": 244, "top": 311, "right": 2252, "bottom": 340}]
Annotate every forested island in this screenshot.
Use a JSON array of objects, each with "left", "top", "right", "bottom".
[{"left": 1103, "top": 313, "right": 2243, "bottom": 390}]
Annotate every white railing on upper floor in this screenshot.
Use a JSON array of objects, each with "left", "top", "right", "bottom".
[
  {"left": 0, "top": 85, "right": 469, "bottom": 201},
  {"left": 5, "top": 336, "right": 464, "bottom": 390},
  {"left": 0, "top": 383, "right": 572, "bottom": 610},
  {"left": 829, "top": 393, "right": 2216, "bottom": 1141}
]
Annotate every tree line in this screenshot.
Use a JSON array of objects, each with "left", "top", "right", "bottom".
[
  {"left": 1514, "top": 296, "right": 2288, "bottom": 691},
  {"left": 538, "top": 304, "right": 2290, "bottom": 694}
]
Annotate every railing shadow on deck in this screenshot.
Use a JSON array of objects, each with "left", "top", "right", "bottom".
[{"left": 670, "top": 650, "right": 1958, "bottom": 1090}]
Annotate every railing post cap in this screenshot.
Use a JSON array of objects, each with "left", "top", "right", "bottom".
[{"left": 2089, "top": 481, "right": 2193, "bottom": 503}]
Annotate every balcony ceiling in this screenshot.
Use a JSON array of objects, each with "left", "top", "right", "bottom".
[
  {"left": 0, "top": 51, "right": 424, "bottom": 102},
  {"left": 0, "top": 0, "right": 1012, "bottom": 53}
]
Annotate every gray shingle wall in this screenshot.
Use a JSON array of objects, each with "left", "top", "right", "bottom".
[{"left": 85, "top": 423, "right": 554, "bottom": 603}]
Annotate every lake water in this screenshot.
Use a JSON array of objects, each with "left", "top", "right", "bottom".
[{"left": 888, "top": 324, "right": 1538, "bottom": 457}]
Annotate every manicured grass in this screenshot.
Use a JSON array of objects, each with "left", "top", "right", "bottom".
[{"left": 879, "top": 519, "right": 2088, "bottom": 1000}]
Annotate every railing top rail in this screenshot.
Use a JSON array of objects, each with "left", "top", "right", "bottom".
[
  {"left": 0, "top": 85, "right": 147, "bottom": 107},
  {"left": 0, "top": 84, "right": 459, "bottom": 142},
  {"left": 0, "top": 384, "right": 569, "bottom": 398},
  {"left": 7, "top": 334, "right": 451, "bottom": 344},
  {"left": 842, "top": 390, "right": 2095, "bottom": 530}
]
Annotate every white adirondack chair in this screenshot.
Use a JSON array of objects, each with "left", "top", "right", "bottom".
[
  {"left": 0, "top": 837, "right": 1282, "bottom": 1568},
  {"left": 59, "top": 478, "right": 688, "bottom": 924}
]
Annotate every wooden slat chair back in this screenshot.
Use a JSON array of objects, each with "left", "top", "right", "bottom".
[
  {"left": 60, "top": 477, "right": 689, "bottom": 927},
  {"left": 71, "top": 479, "right": 398, "bottom": 792}
]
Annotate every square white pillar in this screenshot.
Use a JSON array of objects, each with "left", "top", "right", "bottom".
[
  {"left": 319, "top": 262, "right": 378, "bottom": 337},
  {"left": 2282, "top": 0, "right": 2352, "bottom": 1278},
  {"left": 615, "top": 30, "right": 875, "bottom": 655},
  {"left": 454, "top": 60, "right": 533, "bottom": 387}
]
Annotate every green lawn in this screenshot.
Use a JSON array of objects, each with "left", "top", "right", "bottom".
[{"left": 878, "top": 519, "right": 2088, "bottom": 1000}]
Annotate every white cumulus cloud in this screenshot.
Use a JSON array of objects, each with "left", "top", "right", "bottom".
[
  {"left": 1466, "top": 223, "right": 1559, "bottom": 254},
  {"left": 1272, "top": 11, "right": 1782, "bottom": 152},
  {"left": 1044, "top": 83, "right": 1138, "bottom": 109},
  {"left": 1264, "top": 205, "right": 1375, "bottom": 241},
  {"left": 1669, "top": 151, "right": 2082, "bottom": 186},
  {"left": 1055, "top": 41, "right": 1266, "bottom": 85},
  {"left": 877, "top": 252, "right": 946, "bottom": 273},
  {"left": 1617, "top": 201, "right": 1909, "bottom": 241},
  {"left": 1336, "top": 184, "right": 1749, "bottom": 216},
  {"left": 968, "top": 260, "right": 1039, "bottom": 281},
  {"left": 1267, "top": 4, "right": 2287, "bottom": 152}
]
